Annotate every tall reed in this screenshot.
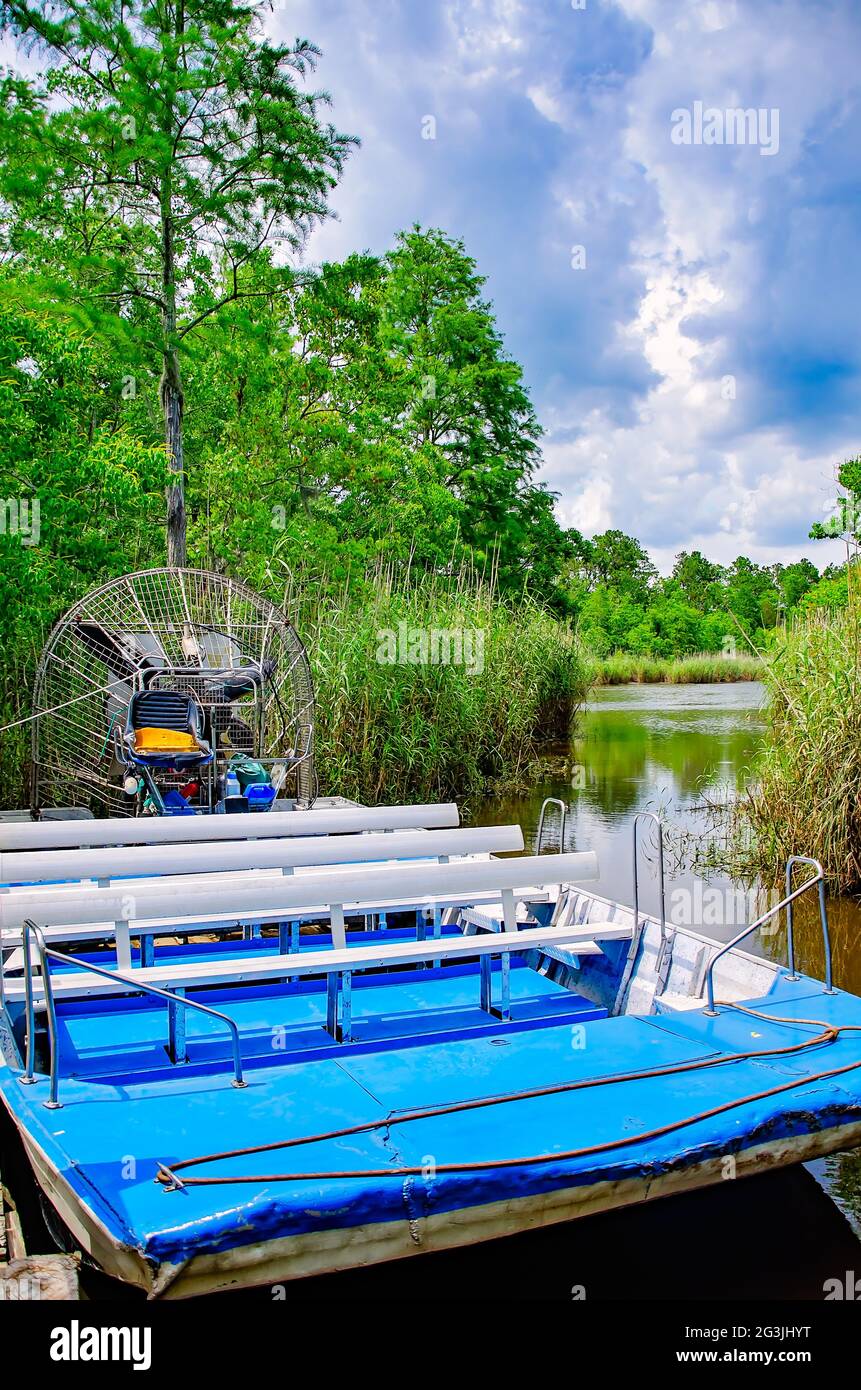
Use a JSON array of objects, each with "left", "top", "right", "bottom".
[
  {"left": 272, "top": 562, "right": 588, "bottom": 805},
  {"left": 740, "top": 600, "right": 861, "bottom": 892}
]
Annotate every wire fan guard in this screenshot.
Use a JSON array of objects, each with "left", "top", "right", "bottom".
[{"left": 30, "top": 568, "right": 315, "bottom": 816}]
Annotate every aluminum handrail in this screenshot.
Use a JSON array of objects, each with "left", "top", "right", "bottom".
[
  {"left": 632, "top": 812, "right": 667, "bottom": 937},
  {"left": 703, "top": 859, "right": 833, "bottom": 1015},
  {"left": 19, "top": 923, "right": 60, "bottom": 1108},
  {"left": 632, "top": 812, "right": 673, "bottom": 989},
  {"left": 18, "top": 920, "right": 245, "bottom": 1107},
  {"left": 536, "top": 798, "right": 567, "bottom": 854},
  {"left": 785, "top": 855, "right": 832, "bottom": 987}
]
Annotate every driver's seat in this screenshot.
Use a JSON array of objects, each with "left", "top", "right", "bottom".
[{"left": 123, "top": 690, "right": 212, "bottom": 769}]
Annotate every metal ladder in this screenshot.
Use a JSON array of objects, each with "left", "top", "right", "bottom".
[
  {"left": 632, "top": 811, "right": 673, "bottom": 991},
  {"left": 536, "top": 797, "right": 567, "bottom": 854}
]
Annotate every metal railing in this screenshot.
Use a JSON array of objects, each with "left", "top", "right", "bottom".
[
  {"left": 702, "top": 858, "right": 833, "bottom": 1015},
  {"left": 632, "top": 811, "right": 668, "bottom": 931},
  {"left": 536, "top": 798, "right": 567, "bottom": 854},
  {"left": 632, "top": 812, "right": 672, "bottom": 990},
  {"left": 785, "top": 855, "right": 831, "bottom": 986},
  {"left": 18, "top": 921, "right": 245, "bottom": 1108}
]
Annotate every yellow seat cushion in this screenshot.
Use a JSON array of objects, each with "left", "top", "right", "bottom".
[{"left": 133, "top": 727, "right": 199, "bottom": 754}]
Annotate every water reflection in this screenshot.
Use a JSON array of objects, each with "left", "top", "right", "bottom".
[
  {"left": 477, "top": 681, "right": 861, "bottom": 991},
  {"left": 477, "top": 683, "right": 766, "bottom": 943}
]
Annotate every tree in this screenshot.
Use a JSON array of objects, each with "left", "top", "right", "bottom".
[
  {"left": 774, "top": 558, "right": 818, "bottom": 613},
  {"left": 0, "top": 0, "right": 354, "bottom": 563},
  {"left": 810, "top": 455, "right": 861, "bottom": 552},
  {"left": 188, "top": 226, "right": 564, "bottom": 593},
  {"left": 379, "top": 227, "right": 545, "bottom": 576},
  {"left": 723, "top": 556, "right": 777, "bottom": 634},
  {"left": 587, "top": 530, "right": 657, "bottom": 604},
  {"left": 672, "top": 550, "right": 723, "bottom": 609}
]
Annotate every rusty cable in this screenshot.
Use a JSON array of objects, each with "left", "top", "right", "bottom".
[{"left": 156, "top": 1003, "right": 861, "bottom": 1189}]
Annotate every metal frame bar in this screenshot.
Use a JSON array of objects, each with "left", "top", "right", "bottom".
[
  {"left": 785, "top": 855, "right": 832, "bottom": 988},
  {"left": 536, "top": 798, "right": 567, "bottom": 854},
  {"left": 18, "top": 921, "right": 245, "bottom": 1107},
  {"left": 632, "top": 811, "right": 673, "bottom": 990},
  {"left": 20, "top": 924, "right": 60, "bottom": 1108},
  {"left": 703, "top": 858, "right": 833, "bottom": 1014},
  {"left": 632, "top": 811, "right": 666, "bottom": 937},
  {"left": 480, "top": 950, "right": 511, "bottom": 1021},
  {"left": 326, "top": 969, "right": 353, "bottom": 1042}
]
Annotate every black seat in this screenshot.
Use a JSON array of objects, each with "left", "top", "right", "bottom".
[{"left": 122, "top": 690, "right": 212, "bottom": 770}]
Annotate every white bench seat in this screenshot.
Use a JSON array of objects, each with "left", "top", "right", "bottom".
[
  {"left": 0, "top": 803, "right": 459, "bottom": 852},
  {"left": 0, "top": 824, "right": 522, "bottom": 887},
  {"left": 6, "top": 922, "right": 633, "bottom": 1005},
  {"left": 1, "top": 888, "right": 551, "bottom": 958}
]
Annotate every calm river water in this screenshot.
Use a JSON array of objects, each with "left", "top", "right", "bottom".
[{"left": 478, "top": 681, "right": 861, "bottom": 991}]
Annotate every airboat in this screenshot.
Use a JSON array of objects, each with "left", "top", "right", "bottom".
[{"left": 1, "top": 570, "right": 860, "bottom": 1298}]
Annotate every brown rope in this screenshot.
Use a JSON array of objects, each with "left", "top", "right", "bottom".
[{"left": 157, "top": 1003, "right": 861, "bottom": 1188}]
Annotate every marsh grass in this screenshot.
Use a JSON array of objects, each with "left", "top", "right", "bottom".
[
  {"left": 740, "top": 600, "right": 861, "bottom": 893},
  {"left": 590, "top": 651, "right": 763, "bottom": 685},
  {"left": 274, "top": 562, "right": 588, "bottom": 805}
]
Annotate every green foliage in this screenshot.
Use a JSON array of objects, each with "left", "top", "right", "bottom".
[
  {"left": 740, "top": 592, "right": 861, "bottom": 892},
  {"left": 810, "top": 455, "right": 861, "bottom": 545},
  {"left": 799, "top": 569, "right": 850, "bottom": 613},
  {"left": 565, "top": 537, "right": 823, "bottom": 660},
  {"left": 0, "top": 0, "right": 356, "bottom": 561},
  {"left": 0, "top": 295, "right": 166, "bottom": 801},
  {"left": 171, "top": 228, "right": 573, "bottom": 600}
]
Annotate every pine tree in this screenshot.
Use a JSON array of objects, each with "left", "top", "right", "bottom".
[{"left": 0, "top": 0, "right": 355, "bottom": 563}]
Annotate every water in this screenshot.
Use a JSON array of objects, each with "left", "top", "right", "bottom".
[
  {"left": 478, "top": 681, "right": 861, "bottom": 993},
  {"left": 480, "top": 681, "right": 765, "bottom": 933}
]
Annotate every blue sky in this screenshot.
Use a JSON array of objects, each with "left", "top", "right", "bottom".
[{"left": 269, "top": 0, "right": 860, "bottom": 572}]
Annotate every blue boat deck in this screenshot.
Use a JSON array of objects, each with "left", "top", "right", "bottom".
[
  {"left": 55, "top": 956, "right": 608, "bottom": 1077},
  {"left": 4, "top": 967, "right": 860, "bottom": 1287}
]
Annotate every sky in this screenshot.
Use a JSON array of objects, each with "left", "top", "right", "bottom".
[{"left": 267, "top": 0, "right": 860, "bottom": 573}]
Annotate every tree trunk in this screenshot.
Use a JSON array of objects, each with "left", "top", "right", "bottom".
[
  {"left": 160, "top": 172, "right": 186, "bottom": 568},
  {"left": 162, "top": 349, "right": 186, "bottom": 567}
]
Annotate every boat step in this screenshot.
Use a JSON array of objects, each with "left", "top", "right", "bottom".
[
  {"left": 462, "top": 906, "right": 625, "bottom": 961},
  {"left": 539, "top": 942, "right": 605, "bottom": 963},
  {"left": 654, "top": 992, "right": 706, "bottom": 1012}
]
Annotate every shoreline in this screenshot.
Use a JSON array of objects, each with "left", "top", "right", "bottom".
[{"left": 589, "top": 654, "right": 763, "bottom": 685}]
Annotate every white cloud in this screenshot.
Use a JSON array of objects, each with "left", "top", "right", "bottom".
[{"left": 273, "top": 0, "right": 861, "bottom": 567}]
